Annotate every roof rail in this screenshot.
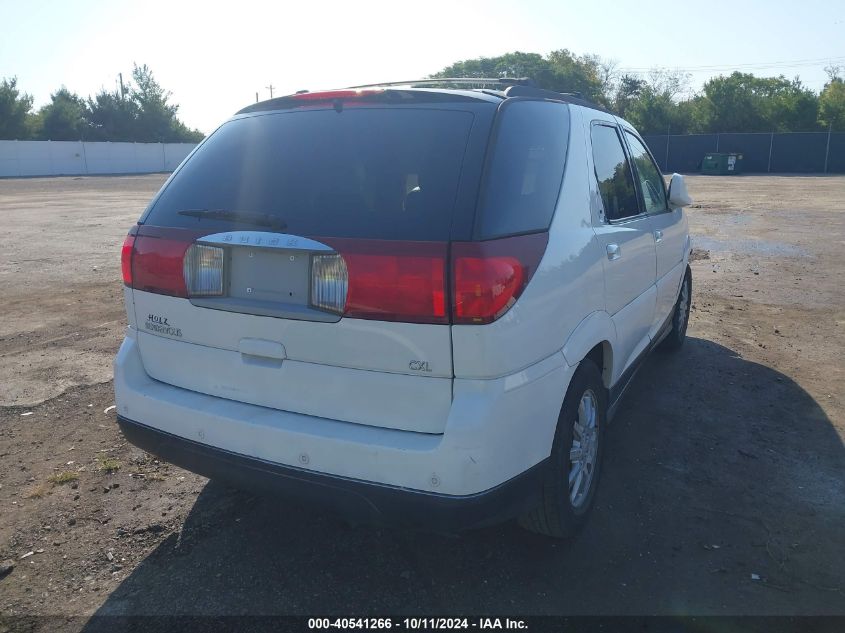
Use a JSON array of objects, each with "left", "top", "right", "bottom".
[
  {"left": 339, "top": 78, "right": 609, "bottom": 112},
  {"left": 247, "top": 78, "right": 610, "bottom": 115},
  {"left": 503, "top": 84, "right": 609, "bottom": 113},
  {"left": 342, "top": 77, "right": 536, "bottom": 90}
]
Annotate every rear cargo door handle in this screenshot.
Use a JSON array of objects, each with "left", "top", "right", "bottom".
[
  {"left": 238, "top": 338, "right": 286, "bottom": 361},
  {"left": 606, "top": 243, "right": 621, "bottom": 261},
  {"left": 654, "top": 229, "right": 663, "bottom": 243}
]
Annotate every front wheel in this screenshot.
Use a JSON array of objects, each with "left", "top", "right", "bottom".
[
  {"left": 659, "top": 267, "right": 692, "bottom": 352},
  {"left": 519, "top": 359, "right": 606, "bottom": 538}
]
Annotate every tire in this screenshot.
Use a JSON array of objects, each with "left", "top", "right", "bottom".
[
  {"left": 659, "top": 267, "right": 692, "bottom": 352},
  {"left": 519, "top": 359, "right": 606, "bottom": 539}
]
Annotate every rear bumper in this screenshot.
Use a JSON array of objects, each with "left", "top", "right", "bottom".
[
  {"left": 118, "top": 414, "right": 547, "bottom": 532},
  {"left": 115, "top": 327, "right": 574, "bottom": 498}
]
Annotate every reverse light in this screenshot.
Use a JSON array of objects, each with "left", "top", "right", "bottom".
[
  {"left": 311, "top": 253, "right": 348, "bottom": 314},
  {"left": 183, "top": 244, "right": 224, "bottom": 296}
]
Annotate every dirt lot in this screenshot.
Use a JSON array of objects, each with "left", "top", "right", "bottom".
[{"left": 0, "top": 174, "right": 843, "bottom": 628}]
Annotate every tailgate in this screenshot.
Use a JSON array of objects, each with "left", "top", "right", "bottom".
[{"left": 124, "top": 104, "right": 493, "bottom": 434}]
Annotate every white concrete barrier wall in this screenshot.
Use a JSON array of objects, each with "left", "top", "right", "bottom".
[{"left": 0, "top": 140, "right": 198, "bottom": 177}]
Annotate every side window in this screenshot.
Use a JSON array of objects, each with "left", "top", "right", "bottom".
[
  {"left": 625, "top": 131, "right": 668, "bottom": 214},
  {"left": 478, "top": 100, "right": 570, "bottom": 239},
  {"left": 590, "top": 124, "right": 640, "bottom": 221}
]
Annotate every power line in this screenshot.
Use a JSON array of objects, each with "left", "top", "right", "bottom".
[{"left": 618, "top": 55, "right": 845, "bottom": 73}]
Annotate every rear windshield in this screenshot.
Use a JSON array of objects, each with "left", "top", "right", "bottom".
[{"left": 144, "top": 108, "right": 475, "bottom": 241}]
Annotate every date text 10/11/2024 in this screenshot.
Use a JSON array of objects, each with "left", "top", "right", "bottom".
[{"left": 307, "top": 618, "right": 528, "bottom": 630}]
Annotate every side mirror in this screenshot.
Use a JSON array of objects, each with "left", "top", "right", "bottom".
[{"left": 668, "top": 173, "right": 693, "bottom": 209}]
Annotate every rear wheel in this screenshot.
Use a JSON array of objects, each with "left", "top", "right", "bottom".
[
  {"left": 659, "top": 267, "right": 692, "bottom": 352},
  {"left": 519, "top": 359, "right": 606, "bottom": 538}
]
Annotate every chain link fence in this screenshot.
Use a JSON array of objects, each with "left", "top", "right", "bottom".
[{"left": 642, "top": 131, "right": 845, "bottom": 174}]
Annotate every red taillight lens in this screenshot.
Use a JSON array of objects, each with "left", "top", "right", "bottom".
[
  {"left": 131, "top": 235, "right": 192, "bottom": 297},
  {"left": 291, "top": 89, "right": 384, "bottom": 101},
  {"left": 122, "top": 226, "right": 547, "bottom": 326},
  {"left": 121, "top": 235, "right": 136, "bottom": 286},
  {"left": 320, "top": 239, "right": 448, "bottom": 324},
  {"left": 451, "top": 233, "right": 548, "bottom": 324},
  {"left": 453, "top": 256, "right": 523, "bottom": 322}
]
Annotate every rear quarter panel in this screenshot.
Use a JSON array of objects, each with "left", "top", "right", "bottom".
[{"left": 451, "top": 106, "right": 606, "bottom": 379}]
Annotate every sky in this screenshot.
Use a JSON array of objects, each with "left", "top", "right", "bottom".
[{"left": 1, "top": 0, "right": 844, "bottom": 134}]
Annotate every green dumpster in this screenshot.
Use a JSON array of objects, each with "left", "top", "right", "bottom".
[{"left": 701, "top": 152, "right": 743, "bottom": 175}]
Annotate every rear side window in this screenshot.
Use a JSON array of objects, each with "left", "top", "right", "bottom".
[
  {"left": 144, "top": 108, "right": 475, "bottom": 241},
  {"left": 590, "top": 124, "right": 640, "bottom": 221},
  {"left": 624, "top": 131, "right": 668, "bottom": 214},
  {"left": 477, "top": 101, "right": 570, "bottom": 239}
]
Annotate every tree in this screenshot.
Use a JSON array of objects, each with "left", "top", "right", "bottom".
[
  {"left": 37, "top": 87, "right": 86, "bottom": 140},
  {"left": 819, "top": 78, "right": 845, "bottom": 131},
  {"left": 625, "top": 88, "right": 698, "bottom": 135},
  {"left": 433, "top": 51, "right": 549, "bottom": 81},
  {"left": 620, "top": 69, "right": 693, "bottom": 134},
  {"left": 760, "top": 77, "right": 819, "bottom": 132},
  {"left": 131, "top": 64, "right": 203, "bottom": 142},
  {"left": 431, "top": 50, "right": 607, "bottom": 104},
  {"left": 83, "top": 65, "right": 203, "bottom": 142},
  {"left": 612, "top": 74, "right": 646, "bottom": 118},
  {"left": 545, "top": 49, "right": 608, "bottom": 104},
  {"left": 86, "top": 89, "right": 140, "bottom": 141},
  {"left": 131, "top": 64, "right": 179, "bottom": 142},
  {"left": 0, "top": 77, "right": 34, "bottom": 140},
  {"left": 695, "top": 72, "right": 820, "bottom": 133},
  {"left": 584, "top": 55, "right": 619, "bottom": 102}
]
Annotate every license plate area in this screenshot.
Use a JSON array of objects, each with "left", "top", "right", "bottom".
[
  {"left": 187, "top": 231, "right": 341, "bottom": 323},
  {"left": 228, "top": 248, "right": 310, "bottom": 304}
]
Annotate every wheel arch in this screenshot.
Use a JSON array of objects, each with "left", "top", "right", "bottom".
[{"left": 561, "top": 311, "right": 617, "bottom": 389}]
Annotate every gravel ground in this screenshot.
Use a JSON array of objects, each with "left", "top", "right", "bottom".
[{"left": 0, "top": 174, "right": 843, "bottom": 629}]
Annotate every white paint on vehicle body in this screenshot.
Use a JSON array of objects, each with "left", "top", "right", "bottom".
[
  {"left": 115, "top": 333, "right": 575, "bottom": 495},
  {"left": 136, "top": 330, "right": 452, "bottom": 434},
  {"left": 452, "top": 106, "right": 605, "bottom": 380}
]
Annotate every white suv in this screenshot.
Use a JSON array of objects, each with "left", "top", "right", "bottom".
[{"left": 114, "top": 79, "right": 692, "bottom": 537}]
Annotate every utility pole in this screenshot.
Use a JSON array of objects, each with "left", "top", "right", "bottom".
[
  {"left": 255, "top": 91, "right": 259, "bottom": 103},
  {"left": 266, "top": 84, "right": 276, "bottom": 99},
  {"left": 118, "top": 73, "right": 126, "bottom": 99}
]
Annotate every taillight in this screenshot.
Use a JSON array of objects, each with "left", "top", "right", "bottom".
[
  {"left": 121, "top": 235, "right": 135, "bottom": 286},
  {"left": 122, "top": 227, "right": 547, "bottom": 325},
  {"left": 131, "top": 235, "right": 191, "bottom": 297},
  {"left": 316, "top": 239, "right": 448, "bottom": 324},
  {"left": 451, "top": 233, "right": 548, "bottom": 325},
  {"left": 183, "top": 244, "right": 224, "bottom": 296}
]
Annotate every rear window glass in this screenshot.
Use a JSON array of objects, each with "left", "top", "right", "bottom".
[
  {"left": 144, "top": 108, "right": 475, "bottom": 241},
  {"left": 477, "top": 100, "right": 569, "bottom": 239}
]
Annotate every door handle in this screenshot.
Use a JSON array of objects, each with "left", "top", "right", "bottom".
[
  {"left": 238, "top": 338, "right": 286, "bottom": 360},
  {"left": 654, "top": 229, "right": 663, "bottom": 243},
  {"left": 606, "top": 243, "right": 621, "bottom": 261}
]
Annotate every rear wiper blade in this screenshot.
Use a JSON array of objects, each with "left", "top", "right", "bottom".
[{"left": 177, "top": 209, "right": 287, "bottom": 230}]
